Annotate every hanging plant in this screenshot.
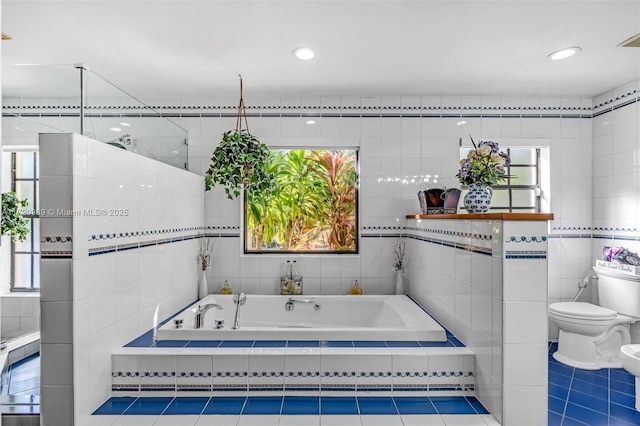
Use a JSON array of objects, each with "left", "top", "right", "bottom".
[
  {"left": 1, "top": 192, "right": 29, "bottom": 242},
  {"left": 204, "top": 77, "right": 275, "bottom": 199}
]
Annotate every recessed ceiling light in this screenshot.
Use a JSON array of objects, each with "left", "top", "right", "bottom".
[
  {"left": 293, "top": 47, "right": 316, "bottom": 60},
  {"left": 305, "top": 119, "right": 316, "bottom": 125},
  {"left": 109, "top": 127, "right": 121, "bottom": 132},
  {"left": 120, "top": 122, "right": 131, "bottom": 127},
  {"left": 547, "top": 46, "right": 582, "bottom": 61}
]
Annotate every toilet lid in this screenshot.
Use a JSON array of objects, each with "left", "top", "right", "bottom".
[{"left": 550, "top": 302, "right": 617, "bottom": 320}]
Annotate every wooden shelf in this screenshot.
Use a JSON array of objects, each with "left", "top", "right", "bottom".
[{"left": 406, "top": 213, "right": 554, "bottom": 221}]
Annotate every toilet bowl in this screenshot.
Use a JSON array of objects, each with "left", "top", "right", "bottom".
[
  {"left": 550, "top": 262, "right": 640, "bottom": 370},
  {"left": 549, "top": 302, "right": 634, "bottom": 369},
  {"left": 620, "top": 344, "right": 640, "bottom": 411}
]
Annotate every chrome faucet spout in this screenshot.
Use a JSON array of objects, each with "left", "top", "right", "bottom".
[{"left": 193, "top": 303, "right": 223, "bottom": 329}]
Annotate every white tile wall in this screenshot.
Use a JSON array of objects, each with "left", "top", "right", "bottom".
[
  {"left": 0, "top": 295, "right": 40, "bottom": 339},
  {"left": 39, "top": 133, "right": 204, "bottom": 425},
  {"left": 18, "top": 89, "right": 639, "bottom": 423},
  {"left": 590, "top": 77, "right": 640, "bottom": 342}
]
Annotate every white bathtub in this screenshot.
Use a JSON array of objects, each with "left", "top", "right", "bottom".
[{"left": 156, "top": 295, "right": 446, "bottom": 341}]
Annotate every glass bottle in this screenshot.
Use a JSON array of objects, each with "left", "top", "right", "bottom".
[
  {"left": 220, "top": 280, "right": 233, "bottom": 294},
  {"left": 350, "top": 280, "right": 363, "bottom": 295}
]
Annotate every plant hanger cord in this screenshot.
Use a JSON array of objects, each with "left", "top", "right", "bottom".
[{"left": 236, "top": 74, "right": 250, "bottom": 134}]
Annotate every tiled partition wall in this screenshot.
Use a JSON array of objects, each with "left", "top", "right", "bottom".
[
  {"left": 39, "top": 133, "right": 204, "bottom": 425},
  {"left": 590, "top": 78, "right": 640, "bottom": 343},
  {"left": 404, "top": 218, "right": 550, "bottom": 425}
]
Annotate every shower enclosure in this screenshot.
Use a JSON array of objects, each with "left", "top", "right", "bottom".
[
  {"left": 2, "top": 63, "right": 188, "bottom": 169},
  {"left": 0, "top": 64, "right": 189, "bottom": 419}
]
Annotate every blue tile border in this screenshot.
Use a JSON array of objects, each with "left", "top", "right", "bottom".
[{"left": 128, "top": 336, "right": 463, "bottom": 349}]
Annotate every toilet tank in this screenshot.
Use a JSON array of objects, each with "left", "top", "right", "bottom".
[{"left": 594, "top": 260, "right": 640, "bottom": 317}]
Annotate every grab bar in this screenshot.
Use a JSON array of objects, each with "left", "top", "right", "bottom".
[{"left": 285, "top": 297, "right": 321, "bottom": 311}]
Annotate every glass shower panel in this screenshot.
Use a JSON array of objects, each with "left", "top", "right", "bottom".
[
  {"left": 2, "top": 64, "right": 188, "bottom": 169},
  {"left": 3, "top": 64, "right": 82, "bottom": 135},
  {"left": 83, "top": 69, "right": 188, "bottom": 169}
]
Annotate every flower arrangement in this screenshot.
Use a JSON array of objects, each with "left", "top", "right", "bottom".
[
  {"left": 392, "top": 238, "right": 406, "bottom": 273},
  {"left": 456, "top": 137, "right": 511, "bottom": 187}
]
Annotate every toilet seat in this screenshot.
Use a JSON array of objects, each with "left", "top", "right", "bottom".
[{"left": 549, "top": 302, "right": 617, "bottom": 321}]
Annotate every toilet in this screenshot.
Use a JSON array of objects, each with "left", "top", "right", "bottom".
[{"left": 549, "top": 262, "right": 640, "bottom": 370}]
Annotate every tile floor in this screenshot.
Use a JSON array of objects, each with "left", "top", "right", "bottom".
[
  {"left": 548, "top": 342, "right": 640, "bottom": 426},
  {"left": 91, "top": 395, "right": 498, "bottom": 425}
]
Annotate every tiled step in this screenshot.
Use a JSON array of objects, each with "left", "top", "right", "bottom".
[{"left": 111, "top": 345, "right": 474, "bottom": 395}]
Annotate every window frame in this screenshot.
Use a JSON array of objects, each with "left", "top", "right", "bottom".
[
  {"left": 459, "top": 146, "right": 542, "bottom": 213},
  {"left": 11, "top": 151, "right": 40, "bottom": 292},
  {"left": 489, "top": 147, "right": 542, "bottom": 212},
  {"left": 243, "top": 147, "right": 360, "bottom": 255}
]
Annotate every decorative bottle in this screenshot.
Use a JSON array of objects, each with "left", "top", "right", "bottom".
[
  {"left": 350, "top": 280, "right": 363, "bottom": 295},
  {"left": 220, "top": 280, "right": 233, "bottom": 294}
]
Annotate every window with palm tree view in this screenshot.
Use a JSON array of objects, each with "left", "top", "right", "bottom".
[{"left": 245, "top": 149, "right": 358, "bottom": 253}]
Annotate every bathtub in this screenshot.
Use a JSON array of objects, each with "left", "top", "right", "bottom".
[{"left": 156, "top": 294, "right": 446, "bottom": 341}]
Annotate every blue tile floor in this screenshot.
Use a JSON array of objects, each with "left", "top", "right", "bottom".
[
  {"left": 548, "top": 342, "right": 640, "bottom": 426},
  {"left": 92, "top": 395, "right": 497, "bottom": 425}
]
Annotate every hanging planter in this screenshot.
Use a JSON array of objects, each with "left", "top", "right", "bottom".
[
  {"left": 1, "top": 192, "right": 29, "bottom": 242},
  {"left": 204, "top": 76, "right": 274, "bottom": 199}
]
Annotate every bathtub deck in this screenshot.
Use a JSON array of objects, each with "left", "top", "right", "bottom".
[{"left": 98, "top": 305, "right": 491, "bottom": 423}]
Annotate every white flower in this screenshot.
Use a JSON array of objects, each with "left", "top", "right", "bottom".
[
  {"left": 490, "top": 153, "right": 505, "bottom": 165},
  {"left": 478, "top": 145, "right": 491, "bottom": 157}
]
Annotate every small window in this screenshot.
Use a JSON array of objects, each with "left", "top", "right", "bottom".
[
  {"left": 11, "top": 152, "right": 40, "bottom": 291},
  {"left": 460, "top": 147, "right": 542, "bottom": 212},
  {"left": 245, "top": 148, "right": 358, "bottom": 254}
]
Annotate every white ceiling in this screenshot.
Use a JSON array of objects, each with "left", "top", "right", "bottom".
[{"left": 2, "top": 0, "right": 640, "bottom": 101}]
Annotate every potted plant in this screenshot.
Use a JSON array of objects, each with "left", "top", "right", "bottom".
[
  {"left": 1, "top": 192, "right": 29, "bottom": 242},
  {"left": 204, "top": 77, "right": 274, "bottom": 199}
]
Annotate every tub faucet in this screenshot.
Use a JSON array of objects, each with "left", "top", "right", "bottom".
[{"left": 193, "top": 303, "right": 223, "bottom": 329}]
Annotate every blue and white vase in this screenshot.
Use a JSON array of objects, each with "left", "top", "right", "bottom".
[{"left": 464, "top": 184, "right": 493, "bottom": 213}]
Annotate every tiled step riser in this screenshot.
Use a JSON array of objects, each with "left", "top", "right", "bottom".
[{"left": 111, "top": 352, "right": 475, "bottom": 396}]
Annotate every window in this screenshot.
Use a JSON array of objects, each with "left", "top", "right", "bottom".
[
  {"left": 11, "top": 152, "right": 40, "bottom": 290},
  {"left": 245, "top": 148, "right": 358, "bottom": 254},
  {"left": 460, "top": 147, "right": 542, "bottom": 212}
]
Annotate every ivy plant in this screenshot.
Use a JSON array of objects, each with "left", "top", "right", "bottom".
[
  {"left": 1, "top": 192, "right": 29, "bottom": 242},
  {"left": 204, "top": 129, "right": 275, "bottom": 199}
]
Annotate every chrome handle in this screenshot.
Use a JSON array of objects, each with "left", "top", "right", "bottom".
[
  {"left": 288, "top": 297, "right": 316, "bottom": 304},
  {"left": 285, "top": 298, "right": 321, "bottom": 311}
]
